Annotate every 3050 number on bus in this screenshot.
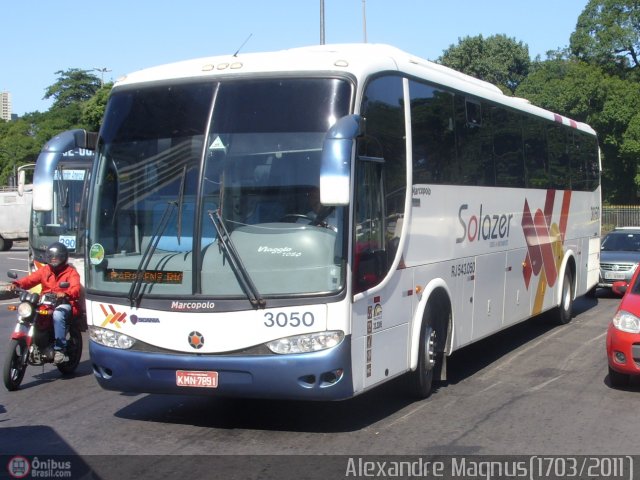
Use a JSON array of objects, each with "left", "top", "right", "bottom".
[{"left": 264, "top": 311, "right": 315, "bottom": 328}]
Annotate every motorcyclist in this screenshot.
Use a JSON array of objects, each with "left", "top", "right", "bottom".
[{"left": 7, "top": 242, "right": 81, "bottom": 364}]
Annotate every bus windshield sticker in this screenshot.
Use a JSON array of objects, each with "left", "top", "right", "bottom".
[
  {"left": 209, "top": 136, "right": 226, "bottom": 151},
  {"left": 89, "top": 243, "right": 105, "bottom": 265}
]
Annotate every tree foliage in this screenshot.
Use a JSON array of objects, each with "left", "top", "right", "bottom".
[
  {"left": 44, "top": 69, "right": 102, "bottom": 110},
  {"left": 570, "top": 0, "right": 640, "bottom": 74},
  {"left": 0, "top": 68, "right": 105, "bottom": 186},
  {"left": 81, "top": 83, "right": 113, "bottom": 132},
  {"left": 516, "top": 59, "right": 606, "bottom": 124},
  {"left": 437, "top": 34, "right": 531, "bottom": 94},
  {"left": 518, "top": 60, "right": 640, "bottom": 203}
]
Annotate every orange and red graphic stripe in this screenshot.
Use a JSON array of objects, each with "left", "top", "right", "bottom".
[
  {"left": 521, "top": 190, "right": 572, "bottom": 314},
  {"left": 99, "top": 304, "right": 127, "bottom": 328}
]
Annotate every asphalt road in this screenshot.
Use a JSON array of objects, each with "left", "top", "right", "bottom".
[{"left": 0, "top": 243, "right": 637, "bottom": 479}]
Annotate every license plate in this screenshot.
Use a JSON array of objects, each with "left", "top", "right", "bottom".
[
  {"left": 176, "top": 370, "right": 218, "bottom": 388},
  {"left": 604, "top": 271, "right": 626, "bottom": 280}
]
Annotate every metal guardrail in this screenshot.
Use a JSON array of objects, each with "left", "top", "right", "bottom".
[{"left": 602, "top": 205, "right": 640, "bottom": 230}]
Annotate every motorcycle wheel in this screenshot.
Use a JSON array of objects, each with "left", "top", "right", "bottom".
[
  {"left": 57, "top": 327, "right": 83, "bottom": 375},
  {"left": 3, "top": 338, "right": 28, "bottom": 391}
]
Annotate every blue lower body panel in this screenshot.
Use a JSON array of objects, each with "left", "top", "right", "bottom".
[{"left": 89, "top": 336, "right": 354, "bottom": 401}]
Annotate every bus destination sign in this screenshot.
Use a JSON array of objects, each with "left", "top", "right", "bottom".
[{"left": 105, "top": 269, "right": 184, "bottom": 284}]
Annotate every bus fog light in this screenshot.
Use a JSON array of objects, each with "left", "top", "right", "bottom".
[
  {"left": 267, "top": 331, "right": 344, "bottom": 354},
  {"left": 89, "top": 326, "right": 136, "bottom": 349}
]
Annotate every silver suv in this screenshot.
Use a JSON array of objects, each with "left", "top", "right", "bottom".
[{"left": 599, "top": 227, "right": 640, "bottom": 289}]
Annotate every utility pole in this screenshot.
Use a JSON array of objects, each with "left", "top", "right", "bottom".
[
  {"left": 320, "top": 0, "right": 325, "bottom": 45},
  {"left": 94, "top": 67, "right": 112, "bottom": 88},
  {"left": 362, "top": 0, "right": 367, "bottom": 43}
]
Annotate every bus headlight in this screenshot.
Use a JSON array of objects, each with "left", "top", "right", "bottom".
[
  {"left": 89, "top": 326, "right": 136, "bottom": 349},
  {"left": 266, "top": 330, "right": 344, "bottom": 354}
]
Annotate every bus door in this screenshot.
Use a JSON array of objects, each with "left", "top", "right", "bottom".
[{"left": 351, "top": 156, "right": 413, "bottom": 391}]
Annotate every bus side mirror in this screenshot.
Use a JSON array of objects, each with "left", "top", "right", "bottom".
[
  {"left": 319, "top": 114, "right": 363, "bottom": 206},
  {"left": 17, "top": 170, "right": 26, "bottom": 196}
]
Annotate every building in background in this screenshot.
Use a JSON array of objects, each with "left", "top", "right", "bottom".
[{"left": 0, "top": 92, "right": 12, "bottom": 121}]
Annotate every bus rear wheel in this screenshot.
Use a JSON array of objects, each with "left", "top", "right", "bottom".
[
  {"left": 410, "top": 304, "right": 441, "bottom": 399},
  {"left": 556, "top": 270, "right": 574, "bottom": 325}
]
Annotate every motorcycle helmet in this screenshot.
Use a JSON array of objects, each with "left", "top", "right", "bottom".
[{"left": 47, "top": 242, "right": 69, "bottom": 269}]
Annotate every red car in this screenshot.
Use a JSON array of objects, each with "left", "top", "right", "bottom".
[{"left": 606, "top": 267, "right": 640, "bottom": 388}]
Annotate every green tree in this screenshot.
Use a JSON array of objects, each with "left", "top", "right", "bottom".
[
  {"left": 517, "top": 58, "right": 640, "bottom": 203},
  {"left": 44, "top": 68, "right": 102, "bottom": 110},
  {"left": 594, "top": 75, "right": 640, "bottom": 202},
  {"left": 516, "top": 59, "right": 605, "bottom": 123},
  {"left": 0, "top": 114, "right": 46, "bottom": 185},
  {"left": 570, "top": 0, "right": 640, "bottom": 74},
  {"left": 81, "top": 82, "right": 112, "bottom": 131},
  {"left": 437, "top": 34, "right": 531, "bottom": 94},
  {"left": 0, "top": 69, "right": 108, "bottom": 186}
]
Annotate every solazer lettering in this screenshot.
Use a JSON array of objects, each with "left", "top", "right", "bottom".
[{"left": 456, "top": 203, "right": 513, "bottom": 244}]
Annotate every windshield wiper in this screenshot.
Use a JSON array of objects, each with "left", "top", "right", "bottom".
[
  {"left": 175, "top": 165, "right": 187, "bottom": 246},
  {"left": 207, "top": 209, "right": 266, "bottom": 309},
  {"left": 128, "top": 201, "right": 177, "bottom": 307},
  {"left": 55, "top": 167, "right": 69, "bottom": 209}
]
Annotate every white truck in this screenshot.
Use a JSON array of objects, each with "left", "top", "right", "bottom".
[{"left": 0, "top": 184, "right": 32, "bottom": 251}]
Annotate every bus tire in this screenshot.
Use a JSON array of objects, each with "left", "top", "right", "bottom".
[
  {"left": 556, "top": 270, "right": 574, "bottom": 325},
  {"left": 0, "top": 236, "right": 12, "bottom": 251},
  {"left": 409, "top": 303, "right": 442, "bottom": 399}
]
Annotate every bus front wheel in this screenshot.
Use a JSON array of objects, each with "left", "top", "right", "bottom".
[{"left": 410, "top": 304, "right": 442, "bottom": 399}]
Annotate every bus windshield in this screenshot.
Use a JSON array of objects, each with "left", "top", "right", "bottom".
[
  {"left": 31, "top": 163, "right": 91, "bottom": 257},
  {"left": 87, "top": 78, "right": 352, "bottom": 300}
]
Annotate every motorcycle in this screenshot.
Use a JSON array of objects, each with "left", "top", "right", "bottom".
[{"left": 3, "top": 271, "right": 84, "bottom": 391}]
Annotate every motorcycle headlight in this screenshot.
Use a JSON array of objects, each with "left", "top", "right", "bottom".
[
  {"left": 17, "top": 302, "right": 33, "bottom": 319},
  {"left": 89, "top": 326, "right": 136, "bottom": 349},
  {"left": 266, "top": 330, "right": 344, "bottom": 354},
  {"left": 612, "top": 310, "right": 640, "bottom": 333}
]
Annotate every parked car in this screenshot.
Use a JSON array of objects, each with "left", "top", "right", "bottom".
[
  {"left": 606, "top": 268, "right": 640, "bottom": 388},
  {"left": 598, "top": 227, "right": 640, "bottom": 293}
]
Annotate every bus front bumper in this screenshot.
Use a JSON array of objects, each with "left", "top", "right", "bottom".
[{"left": 89, "top": 336, "right": 354, "bottom": 401}]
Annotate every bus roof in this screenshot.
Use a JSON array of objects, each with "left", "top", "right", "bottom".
[{"left": 114, "top": 43, "right": 596, "bottom": 136}]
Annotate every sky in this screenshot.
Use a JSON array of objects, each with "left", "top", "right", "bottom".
[{"left": 3, "top": 0, "right": 589, "bottom": 116}]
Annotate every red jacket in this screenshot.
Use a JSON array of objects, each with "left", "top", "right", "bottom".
[{"left": 14, "top": 264, "right": 82, "bottom": 312}]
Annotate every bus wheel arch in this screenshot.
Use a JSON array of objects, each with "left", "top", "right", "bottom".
[{"left": 409, "top": 284, "right": 452, "bottom": 399}]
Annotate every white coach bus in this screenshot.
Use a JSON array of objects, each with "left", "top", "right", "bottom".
[{"left": 82, "top": 44, "right": 601, "bottom": 400}]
